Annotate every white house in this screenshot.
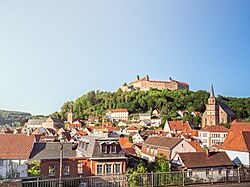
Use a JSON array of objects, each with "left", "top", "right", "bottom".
[
  {"left": 198, "top": 125, "right": 229, "bottom": 148},
  {"left": 106, "top": 109, "right": 129, "bottom": 121},
  {"left": 132, "top": 132, "right": 144, "bottom": 144},
  {"left": 141, "top": 137, "right": 196, "bottom": 162},
  {"left": 0, "top": 134, "right": 35, "bottom": 179},
  {"left": 151, "top": 116, "right": 161, "bottom": 128},
  {"left": 164, "top": 120, "right": 192, "bottom": 134}
]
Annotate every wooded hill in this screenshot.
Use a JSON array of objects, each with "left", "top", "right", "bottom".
[
  {"left": 50, "top": 89, "right": 250, "bottom": 126},
  {"left": 0, "top": 110, "right": 31, "bottom": 126}
]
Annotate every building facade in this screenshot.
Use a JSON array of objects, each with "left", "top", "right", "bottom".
[
  {"left": 202, "top": 86, "right": 235, "bottom": 127},
  {"left": 120, "top": 75, "right": 189, "bottom": 91},
  {"left": 198, "top": 125, "right": 229, "bottom": 148},
  {"left": 106, "top": 109, "right": 129, "bottom": 121}
]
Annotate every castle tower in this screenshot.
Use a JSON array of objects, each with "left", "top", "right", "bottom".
[
  {"left": 202, "top": 85, "right": 219, "bottom": 127},
  {"left": 67, "top": 106, "right": 74, "bottom": 124}
]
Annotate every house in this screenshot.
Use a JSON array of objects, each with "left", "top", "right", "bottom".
[
  {"left": 125, "top": 126, "right": 139, "bottom": 135},
  {"left": 141, "top": 137, "right": 196, "bottom": 162},
  {"left": 25, "top": 119, "right": 46, "bottom": 129},
  {"left": 0, "top": 134, "right": 35, "bottom": 179},
  {"left": 151, "top": 116, "right": 161, "bottom": 127},
  {"left": 77, "top": 136, "right": 127, "bottom": 175},
  {"left": 171, "top": 151, "right": 235, "bottom": 182},
  {"left": 29, "top": 142, "right": 88, "bottom": 179},
  {"left": 132, "top": 132, "right": 144, "bottom": 144},
  {"left": 198, "top": 125, "right": 229, "bottom": 148},
  {"left": 139, "top": 113, "right": 151, "bottom": 121},
  {"left": 152, "top": 109, "right": 161, "bottom": 117},
  {"left": 138, "top": 120, "right": 151, "bottom": 127},
  {"left": 202, "top": 85, "right": 235, "bottom": 127},
  {"left": 106, "top": 109, "right": 129, "bottom": 122},
  {"left": 164, "top": 120, "right": 192, "bottom": 134},
  {"left": 117, "top": 121, "right": 126, "bottom": 127},
  {"left": 215, "top": 121, "right": 250, "bottom": 167},
  {"left": 42, "top": 117, "right": 63, "bottom": 129}
]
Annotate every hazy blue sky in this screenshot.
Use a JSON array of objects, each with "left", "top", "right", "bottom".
[{"left": 0, "top": 0, "right": 249, "bottom": 115}]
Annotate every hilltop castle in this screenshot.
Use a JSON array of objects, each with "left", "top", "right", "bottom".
[
  {"left": 120, "top": 75, "right": 189, "bottom": 91},
  {"left": 202, "top": 85, "right": 236, "bottom": 127}
]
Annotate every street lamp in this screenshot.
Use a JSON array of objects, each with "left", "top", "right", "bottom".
[{"left": 59, "top": 133, "right": 66, "bottom": 187}]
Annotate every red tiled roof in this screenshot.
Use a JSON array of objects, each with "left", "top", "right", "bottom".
[
  {"left": 188, "top": 141, "right": 203, "bottom": 152},
  {"left": 110, "top": 109, "right": 128, "bottom": 113},
  {"left": 177, "top": 152, "right": 234, "bottom": 169},
  {"left": 118, "top": 138, "right": 129, "bottom": 147},
  {"left": 168, "top": 121, "right": 191, "bottom": 131},
  {"left": 124, "top": 142, "right": 133, "bottom": 148},
  {"left": 176, "top": 81, "right": 189, "bottom": 86},
  {"left": 121, "top": 148, "right": 136, "bottom": 155},
  {"left": 200, "top": 125, "right": 229, "bottom": 132},
  {"left": 127, "top": 126, "right": 138, "bottom": 131},
  {"left": 0, "top": 134, "right": 35, "bottom": 159},
  {"left": 220, "top": 122, "right": 250, "bottom": 152}
]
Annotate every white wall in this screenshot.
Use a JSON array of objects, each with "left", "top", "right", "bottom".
[
  {"left": 0, "top": 159, "right": 28, "bottom": 179},
  {"left": 221, "top": 150, "right": 250, "bottom": 166},
  {"left": 171, "top": 140, "right": 196, "bottom": 160}
]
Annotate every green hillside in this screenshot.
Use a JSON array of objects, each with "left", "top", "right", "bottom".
[
  {"left": 50, "top": 89, "right": 250, "bottom": 127},
  {"left": 0, "top": 110, "right": 31, "bottom": 127}
]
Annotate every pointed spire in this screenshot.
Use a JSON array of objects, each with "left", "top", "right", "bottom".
[{"left": 210, "top": 84, "right": 215, "bottom": 98}]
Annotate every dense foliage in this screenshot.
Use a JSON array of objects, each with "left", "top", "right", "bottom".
[{"left": 51, "top": 89, "right": 250, "bottom": 125}]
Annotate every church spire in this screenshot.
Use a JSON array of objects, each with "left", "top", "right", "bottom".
[{"left": 210, "top": 84, "right": 215, "bottom": 98}]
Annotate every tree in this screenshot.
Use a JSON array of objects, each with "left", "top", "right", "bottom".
[
  {"left": 28, "top": 160, "right": 40, "bottom": 177},
  {"left": 152, "top": 153, "right": 170, "bottom": 172},
  {"left": 127, "top": 162, "right": 147, "bottom": 187}
]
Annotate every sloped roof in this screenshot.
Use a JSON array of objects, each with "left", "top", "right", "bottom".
[
  {"left": 110, "top": 109, "right": 128, "bottom": 113},
  {"left": 200, "top": 125, "right": 229, "bottom": 132},
  {"left": 187, "top": 141, "right": 203, "bottom": 152},
  {"left": 144, "top": 137, "right": 183, "bottom": 149},
  {"left": 168, "top": 121, "right": 191, "bottom": 131},
  {"left": 118, "top": 138, "right": 129, "bottom": 147},
  {"left": 29, "top": 142, "right": 77, "bottom": 160},
  {"left": 0, "top": 134, "right": 35, "bottom": 159},
  {"left": 220, "top": 122, "right": 250, "bottom": 152},
  {"left": 177, "top": 152, "right": 234, "bottom": 169},
  {"left": 127, "top": 126, "right": 138, "bottom": 131},
  {"left": 121, "top": 148, "right": 136, "bottom": 155},
  {"left": 217, "top": 100, "right": 235, "bottom": 116}
]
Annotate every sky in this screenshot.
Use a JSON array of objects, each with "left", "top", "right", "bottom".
[{"left": 0, "top": 0, "right": 249, "bottom": 115}]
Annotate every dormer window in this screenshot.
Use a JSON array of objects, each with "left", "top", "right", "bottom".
[
  {"left": 111, "top": 144, "right": 117, "bottom": 153},
  {"left": 102, "top": 144, "right": 107, "bottom": 153}
]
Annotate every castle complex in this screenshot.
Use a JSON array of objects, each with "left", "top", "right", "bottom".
[
  {"left": 202, "top": 85, "right": 236, "bottom": 127},
  {"left": 120, "top": 75, "right": 189, "bottom": 91}
]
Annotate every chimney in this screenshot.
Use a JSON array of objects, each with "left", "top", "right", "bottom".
[{"left": 205, "top": 147, "right": 210, "bottom": 157}]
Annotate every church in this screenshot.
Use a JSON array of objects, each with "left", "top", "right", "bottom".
[{"left": 202, "top": 85, "right": 236, "bottom": 127}]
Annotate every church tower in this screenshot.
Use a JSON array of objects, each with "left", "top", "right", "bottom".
[
  {"left": 67, "top": 106, "right": 74, "bottom": 124},
  {"left": 202, "top": 85, "right": 219, "bottom": 127}
]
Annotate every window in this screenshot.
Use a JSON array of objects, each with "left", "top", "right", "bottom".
[
  {"left": 206, "top": 169, "right": 211, "bottom": 177},
  {"left": 8, "top": 160, "right": 13, "bottom": 166},
  {"left": 218, "top": 168, "right": 223, "bottom": 175},
  {"left": 102, "top": 144, "right": 107, "bottom": 153},
  {"left": 203, "top": 133, "right": 207, "bottom": 137},
  {"left": 16, "top": 172, "right": 21, "bottom": 178},
  {"left": 106, "top": 164, "right": 112, "bottom": 174},
  {"left": 78, "top": 163, "right": 83, "bottom": 174},
  {"left": 188, "top": 170, "right": 192, "bottom": 177},
  {"left": 111, "top": 144, "right": 116, "bottom": 153},
  {"left": 115, "top": 164, "right": 121, "bottom": 173},
  {"left": 0, "top": 160, "right": 3, "bottom": 166},
  {"left": 64, "top": 165, "right": 70, "bottom": 176},
  {"left": 48, "top": 165, "right": 55, "bottom": 176},
  {"left": 97, "top": 165, "right": 103, "bottom": 174}
]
